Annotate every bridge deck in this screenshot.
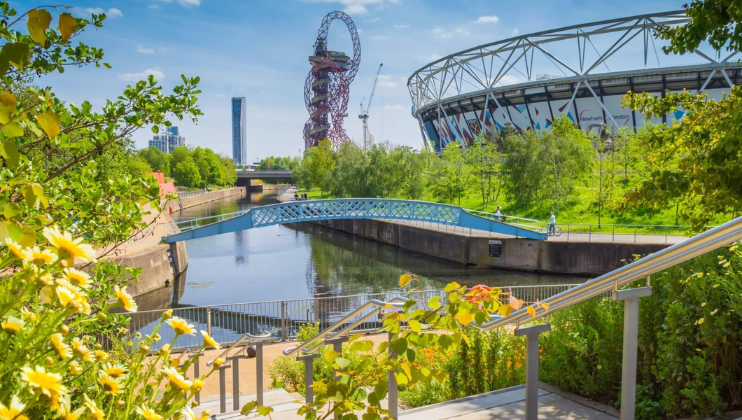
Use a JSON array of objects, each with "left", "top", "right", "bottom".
[{"left": 163, "top": 199, "right": 546, "bottom": 243}]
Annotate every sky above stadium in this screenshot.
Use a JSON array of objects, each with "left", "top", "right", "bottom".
[{"left": 36, "top": 0, "right": 686, "bottom": 162}]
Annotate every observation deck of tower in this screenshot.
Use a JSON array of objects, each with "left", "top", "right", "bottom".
[{"left": 307, "top": 42, "right": 350, "bottom": 142}]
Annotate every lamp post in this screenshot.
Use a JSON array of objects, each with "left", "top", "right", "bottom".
[{"left": 597, "top": 134, "right": 614, "bottom": 229}]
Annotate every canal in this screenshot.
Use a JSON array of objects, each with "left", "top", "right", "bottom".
[{"left": 147, "top": 193, "right": 585, "bottom": 310}]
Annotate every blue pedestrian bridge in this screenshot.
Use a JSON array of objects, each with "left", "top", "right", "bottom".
[{"left": 162, "top": 199, "right": 546, "bottom": 243}]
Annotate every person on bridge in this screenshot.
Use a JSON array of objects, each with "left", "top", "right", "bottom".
[
  {"left": 548, "top": 212, "right": 556, "bottom": 236},
  {"left": 494, "top": 206, "right": 503, "bottom": 221}
]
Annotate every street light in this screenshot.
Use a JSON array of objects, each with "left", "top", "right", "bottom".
[{"left": 597, "top": 131, "right": 614, "bottom": 229}]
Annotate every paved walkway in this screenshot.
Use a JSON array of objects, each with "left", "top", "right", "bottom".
[
  {"left": 387, "top": 219, "right": 687, "bottom": 245},
  {"left": 277, "top": 186, "right": 298, "bottom": 203}
]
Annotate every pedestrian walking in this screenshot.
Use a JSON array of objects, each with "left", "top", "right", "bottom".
[{"left": 548, "top": 212, "right": 556, "bottom": 235}]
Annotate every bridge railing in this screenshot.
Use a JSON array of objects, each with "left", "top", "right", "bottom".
[
  {"left": 123, "top": 284, "right": 581, "bottom": 351},
  {"left": 464, "top": 209, "right": 541, "bottom": 231},
  {"left": 540, "top": 223, "right": 716, "bottom": 243}
]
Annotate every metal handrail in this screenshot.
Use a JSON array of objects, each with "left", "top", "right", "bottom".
[
  {"left": 206, "top": 332, "right": 272, "bottom": 366},
  {"left": 283, "top": 297, "right": 407, "bottom": 357},
  {"left": 471, "top": 215, "right": 742, "bottom": 330},
  {"left": 465, "top": 209, "right": 540, "bottom": 229}
]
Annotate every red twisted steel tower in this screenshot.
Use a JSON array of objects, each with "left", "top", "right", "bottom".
[{"left": 304, "top": 11, "right": 361, "bottom": 149}]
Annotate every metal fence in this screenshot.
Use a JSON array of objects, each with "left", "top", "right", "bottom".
[
  {"left": 125, "top": 284, "right": 587, "bottom": 350},
  {"left": 541, "top": 223, "right": 704, "bottom": 243}
]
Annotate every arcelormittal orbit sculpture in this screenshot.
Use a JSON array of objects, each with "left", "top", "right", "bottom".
[{"left": 304, "top": 11, "right": 361, "bottom": 149}]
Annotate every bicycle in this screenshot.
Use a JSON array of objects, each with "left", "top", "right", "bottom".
[{"left": 542, "top": 224, "right": 563, "bottom": 237}]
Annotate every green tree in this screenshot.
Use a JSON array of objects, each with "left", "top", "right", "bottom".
[
  {"left": 431, "top": 143, "right": 472, "bottom": 205},
  {"left": 172, "top": 157, "right": 203, "bottom": 188},
  {"left": 304, "top": 139, "right": 336, "bottom": 197},
  {"left": 543, "top": 117, "right": 594, "bottom": 210},
  {"left": 466, "top": 135, "right": 500, "bottom": 207},
  {"left": 139, "top": 146, "right": 170, "bottom": 176},
  {"left": 656, "top": 0, "right": 742, "bottom": 54},
  {"left": 501, "top": 130, "right": 545, "bottom": 208}
]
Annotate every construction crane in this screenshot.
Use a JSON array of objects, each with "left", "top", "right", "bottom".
[{"left": 359, "top": 63, "right": 383, "bottom": 150}]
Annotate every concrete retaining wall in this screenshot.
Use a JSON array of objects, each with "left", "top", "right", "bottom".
[
  {"left": 120, "top": 240, "right": 188, "bottom": 298},
  {"left": 314, "top": 219, "right": 668, "bottom": 276},
  {"left": 172, "top": 187, "right": 245, "bottom": 210}
]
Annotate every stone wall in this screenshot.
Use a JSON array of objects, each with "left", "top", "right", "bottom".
[
  {"left": 170, "top": 187, "right": 245, "bottom": 211},
  {"left": 314, "top": 219, "right": 668, "bottom": 276},
  {"left": 120, "top": 240, "right": 188, "bottom": 298}
]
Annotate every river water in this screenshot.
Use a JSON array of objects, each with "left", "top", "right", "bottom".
[{"left": 156, "top": 193, "right": 585, "bottom": 309}]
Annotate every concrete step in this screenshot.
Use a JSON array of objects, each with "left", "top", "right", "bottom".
[{"left": 195, "top": 388, "right": 300, "bottom": 417}]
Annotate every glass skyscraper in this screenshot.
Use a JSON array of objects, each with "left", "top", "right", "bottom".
[
  {"left": 232, "top": 97, "right": 247, "bottom": 165},
  {"left": 148, "top": 126, "right": 185, "bottom": 153}
]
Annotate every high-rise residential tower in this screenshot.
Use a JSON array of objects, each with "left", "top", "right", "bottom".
[
  {"left": 231, "top": 97, "right": 247, "bottom": 165},
  {"left": 148, "top": 126, "right": 185, "bottom": 153}
]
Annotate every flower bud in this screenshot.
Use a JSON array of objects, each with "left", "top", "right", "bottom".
[
  {"left": 97, "top": 313, "right": 108, "bottom": 321},
  {"left": 60, "top": 324, "right": 70, "bottom": 335},
  {"left": 140, "top": 345, "right": 150, "bottom": 354},
  {"left": 162, "top": 309, "right": 173, "bottom": 320},
  {"left": 212, "top": 357, "right": 224, "bottom": 369}
]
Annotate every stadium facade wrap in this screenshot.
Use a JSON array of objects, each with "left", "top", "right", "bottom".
[{"left": 406, "top": 11, "right": 742, "bottom": 153}]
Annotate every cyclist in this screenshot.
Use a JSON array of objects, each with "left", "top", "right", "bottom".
[{"left": 548, "top": 212, "right": 556, "bottom": 235}]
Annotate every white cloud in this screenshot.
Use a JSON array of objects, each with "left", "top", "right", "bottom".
[
  {"left": 496, "top": 74, "right": 523, "bottom": 86},
  {"left": 72, "top": 7, "right": 123, "bottom": 18},
  {"left": 393, "top": 24, "right": 409, "bottom": 29},
  {"left": 424, "top": 53, "right": 442, "bottom": 61},
  {"left": 153, "top": 0, "right": 201, "bottom": 7},
  {"left": 369, "top": 35, "right": 388, "bottom": 40},
  {"left": 384, "top": 104, "right": 406, "bottom": 110},
  {"left": 432, "top": 27, "right": 467, "bottom": 39},
  {"left": 137, "top": 44, "right": 155, "bottom": 54},
  {"left": 377, "top": 74, "right": 396, "bottom": 87},
  {"left": 118, "top": 68, "right": 165, "bottom": 82},
  {"left": 345, "top": 4, "right": 367, "bottom": 14},
  {"left": 511, "top": 28, "right": 519, "bottom": 36},
  {"left": 477, "top": 15, "right": 499, "bottom": 24},
  {"left": 357, "top": 28, "right": 364, "bottom": 34}
]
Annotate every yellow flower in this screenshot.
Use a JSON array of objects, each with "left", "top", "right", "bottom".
[
  {"left": 167, "top": 316, "right": 195, "bottom": 336},
  {"left": 181, "top": 407, "right": 197, "bottom": 420},
  {"left": 21, "top": 308, "right": 38, "bottom": 323},
  {"left": 162, "top": 309, "right": 173, "bottom": 320},
  {"left": 212, "top": 357, "right": 224, "bottom": 369},
  {"left": 60, "top": 406, "right": 86, "bottom": 420},
  {"left": 701, "top": 302, "right": 707, "bottom": 307},
  {"left": 69, "top": 361, "right": 82, "bottom": 375},
  {"left": 2, "top": 316, "right": 24, "bottom": 334},
  {"left": 698, "top": 318, "right": 705, "bottom": 325},
  {"left": 162, "top": 366, "right": 193, "bottom": 390},
  {"left": 201, "top": 330, "right": 220, "bottom": 350},
  {"left": 94, "top": 350, "right": 108, "bottom": 362},
  {"left": 55, "top": 282, "right": 90, "bottom": 314},
  {"left": 43, "top": 226, "right": 97, "bottom": 266},
  {"left": 0, "top": 396, "right": 29, "bottom": 420},
  {"left": 191, "top": 378, "right": 204, "bottom": 393},
  {"left": 711, "top": 309, "right": 719, "bottom": 316},
  {"left": 24, "top": 246, "right": 58, "bottom": 265},
  {"left": 102, "top": 363, "right": 126, "bottom": 378},
  {"left": 114, "top": 286, "right": 138, "bottom": 312},
  {"left": 84, "top": 395, "right": 104, "bottom": 420},
  {"left": 21, "top": 366, "right": 67, "bottom": 397},
  {"left": 4, "top": 240, "right": 27, "bottom": 260},
  {"left": 63, "top": 268, "right": 91, "bottom": 288},
  {"left": 71, "top": 337, "right": 91, "bottom": 361},
  {"left": 99, "top": 373, "right": 122, "bottom": 395},
  {"left": 136, "top": 405, "right": 163, "bottom": 420},
  {"left": 51, "top": 333, "right": 72, "bottom": 359}
]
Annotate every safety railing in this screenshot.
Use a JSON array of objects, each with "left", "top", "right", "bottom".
[
  {"left": 276, "top": 184, "right": 292, "bottom": 196},
  {"left": 286, "top": 215, "right": 742, "bottom": 420},
  {"left": 465, "top": 209, "right": 541, "bottom": 231},
  {"left": 538, "top": 222, "right": 711, "bottom": 244},
  {"left": 123, "top": 286, "right": 580, "bottom": 353}
]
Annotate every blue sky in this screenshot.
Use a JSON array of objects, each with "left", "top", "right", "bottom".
[{"left": 25, "top": 0, "right": 686, "bottom": 162}]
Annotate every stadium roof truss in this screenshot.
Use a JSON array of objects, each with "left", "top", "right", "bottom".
[{"left": 407, "top": 10, "right": 742, "bottom": 135}]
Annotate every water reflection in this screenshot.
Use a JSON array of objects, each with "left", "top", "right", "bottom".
[{"left": 135, "top": 193, "right": 585, "bottom": 311}]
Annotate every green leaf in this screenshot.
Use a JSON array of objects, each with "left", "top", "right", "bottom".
[
  {"left": 58, "top": 13, "right": 76, "bottom": 41},
  {"left": 256, "top": 405, "right": 274, "bottom": 416},
  {"left": 391, "top": 337, "right": 407, "bottom": 355},
  {"left": 323, "top": 350, "right": 339, "bottom": 364},
  {"left": 3, "top": 202, "right": 21, "bottom": 220},
  {"left": 427, "top": 296, "right": 441, "bottom": 310},
  {"left": 1, "top": 140, "right": 20, "bottom": 170},
  {"left": 0, "top": 221, "right": 23, "bottom": 243},
  {"left": 443, "top": 282, "right": 461, "bottom": 293},
  {"left": 0, "top": 92, "right": 17, "bottom": 110},
  {"left": 0, "top": 104, "right": 11, "bottom": 124},
  {"left": 36, "top": 111, "right": 61, "bottom": 138},
  {"left": 408, "top": 319, "right": 422, "bottom": 333},
  {"left": 1, "top": 43, "right": 33, "bottom": 70},
  {"left": 2, "top": 121, "right": 23, "bottom": 138},
  {"left": 27, "top": 9, "right": 52, "bottom": 45},
  {"left": 474, "top": 311, "right": 489, "bottom": 325},
  {"left": 335, "top": 357, "right": 350, "bottom": 369},
  {"left": 240, "top": 401, "right": 258, "bottom": 416},
  {"left": 22, "top": 184, "right": 39, "bottom": 209},
  {"left": 394, "top": 371, "right": 409, "bottom": 386},
  {"left": 32, "top": 184, "right": 48, "bottom": 208}
]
